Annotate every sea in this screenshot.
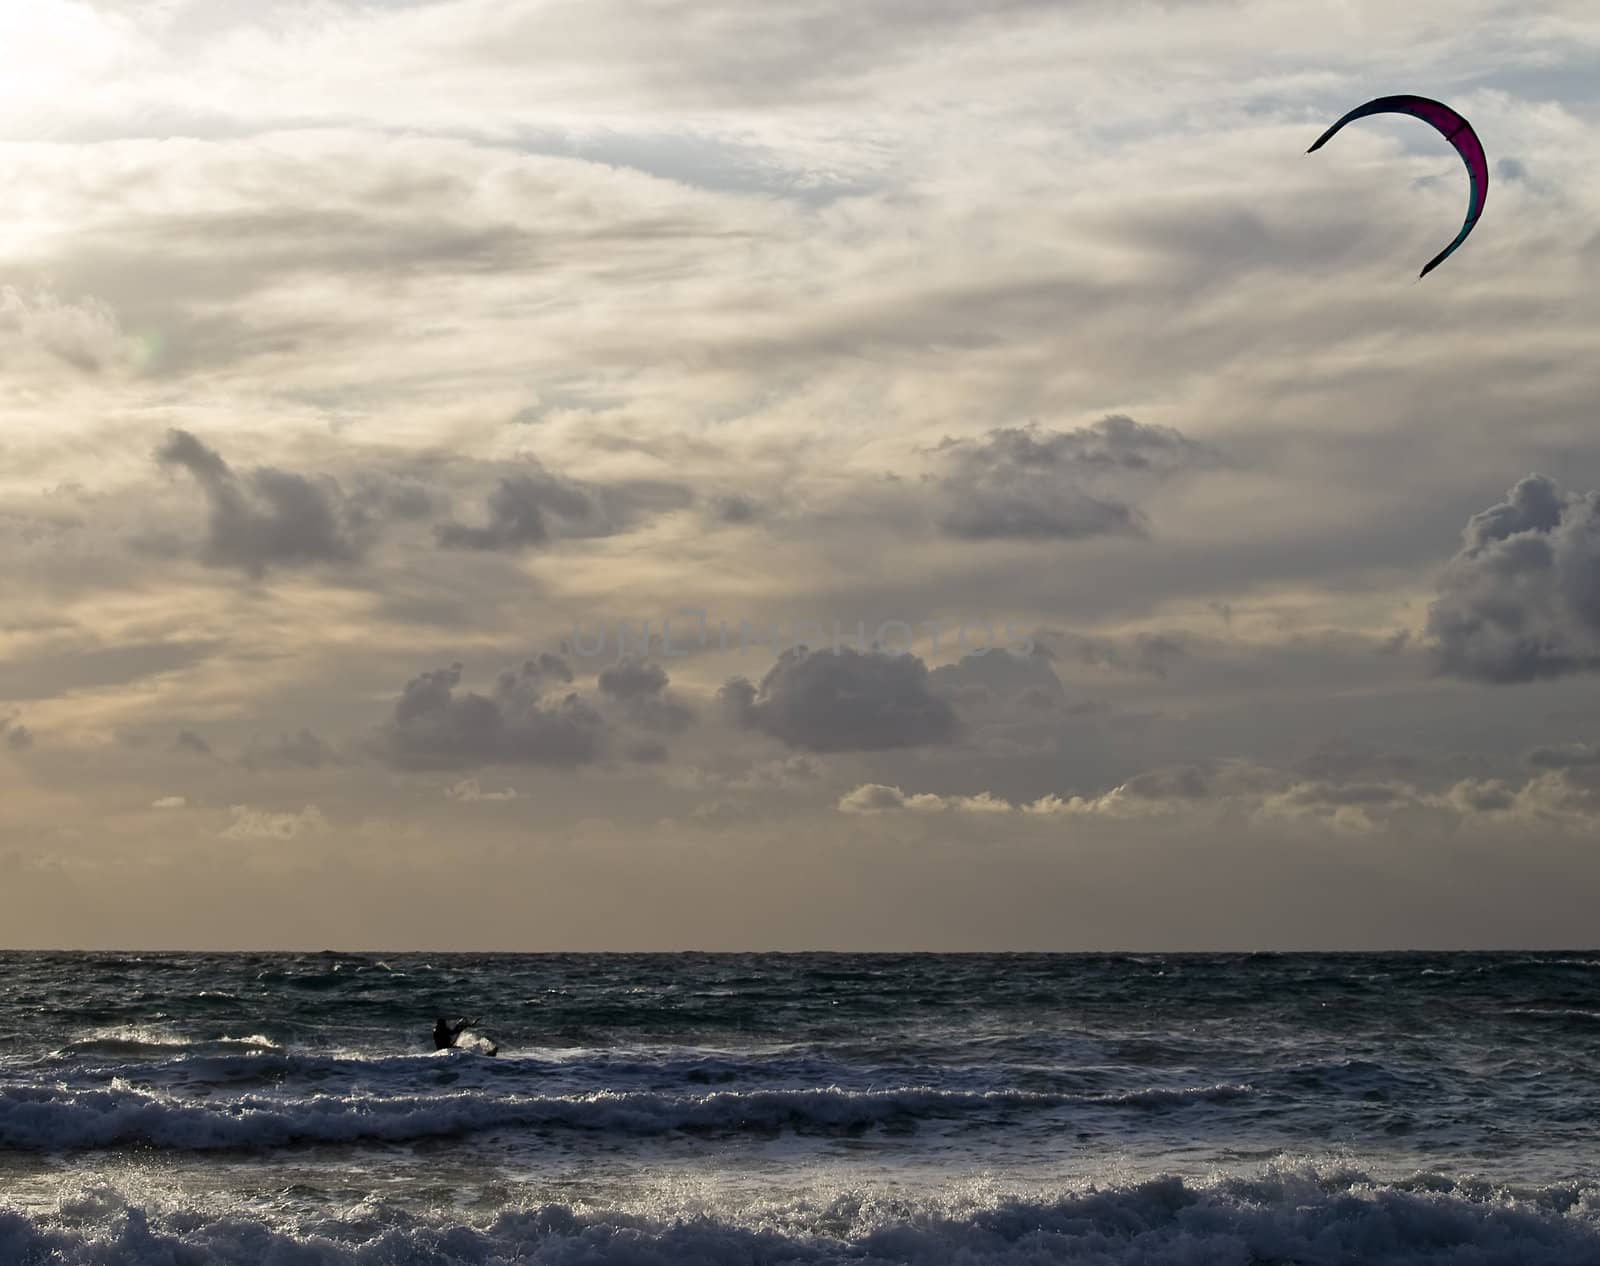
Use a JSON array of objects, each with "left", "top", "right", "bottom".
[{"left": 2, "top": 951, "right": 1600, "bottom": 1264}]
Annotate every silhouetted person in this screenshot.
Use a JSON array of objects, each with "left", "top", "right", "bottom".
[{"left": 433, "top": 1016, "right": 472, "bottom": 1050}]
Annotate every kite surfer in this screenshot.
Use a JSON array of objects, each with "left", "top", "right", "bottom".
[
  {"left": 432, "top": 1016, "right": 497, "bottom": 1054},
  {"left": 433, "top": 1016, "right": 470, "bottom": 1049}
]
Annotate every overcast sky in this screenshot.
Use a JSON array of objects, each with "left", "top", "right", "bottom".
[{"left": 3, "top": 0, "right": 1600, "bottom": 950}]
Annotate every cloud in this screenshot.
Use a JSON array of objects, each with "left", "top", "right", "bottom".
[
  {"left": 597, "top": 658, "right": 696, "bottom": 733},
  {"left": 151, "top": 796, "right": 187, "bottom": 810},
  {"left": 1527, "top": 742, "right": 1600, "bottom": 770},
  {"left": 1443, "top": 780, "right": 1518, "bottom": 813},
  {"left": 1022, "top": 761, "right": 1291, "bottom": 819},
  {"left": 931, "top": 416, "right": 1216, "bottom": 542},
  {"left": 598, "top": 658, "right": 671, "bottom": 700},
  {"left": 373, "top": 659, "right": 606, "bottom": 771},
  {"left": 220, "top": 804, "right": 331, "bottom": 840},
  {"left": 172, "top": 731, "right": 213, "bottom": 756},
  {"left": 839, "top": 760, "right": 1600, "bottom": 838},
  {"left": 1298, "top": 737, "right": 1420, "bottom": 782},
  {"left": 513, "top": 654, "right": 577, "bottom": 687},
  {"left": 350, "top": 474, "right": 438, "bottom": 523},
  {"left": 838, "top": 783, "right": 1012, "bottom": 814},
  {"left": 0, "top": 286, "right": 140, "bottom": 375},
  {"left": 1035, "top": 629, "right": 1189, "bottom": 679},
  {"left": 434, "top": 471, "right": 586, "bottom": 551},
  {"left": 154, "top": 430, "right": 375, "bottom": 577},
  {"left": 3, "top": 719, "right": 35, "bottom": 751},
  {"left": 669, "top": 754, "right": 826, "bottom": 793},
  {"left": 730, "top": 755, "right": 823, "bottom": 789},
  {"left": 1486, "top": 771, "right": 1600, "bottom": 828},
  {"left": 435, "top": 466, "right": 692, "bottom": 551},
  {"left": 0, "top": 641, "right": 224, "bottom": 704},
  {"left": 721, "top": 646, "right": 960, "bottom": 752},
  {"left": 929, "top": 648, "right": 1068, "bottom": 715},
  {"left": 712, "top": 494, "right": 761, "bottom": 523},
  {"left": 1427, "top": 475, "right": 1600, "bottom": 683},
  {"left": 445, "top": 778, "right": 520, "bottom": 801},
  {"left": 241, "top": 728, "right": 341, "bottom": 770}
]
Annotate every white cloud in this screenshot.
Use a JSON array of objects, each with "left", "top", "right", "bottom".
[
  {"left": 445, "top": 778, "right": 519, "bottom": 801},
  {"left": 839, "top": 784, "right": 1016, "bottom": 815},
  {"left": 220, "top": 804, "right": 330, "bottom": 841},
  {"left": 841, "top": 765, "right": 1600, "bottom": 838}
]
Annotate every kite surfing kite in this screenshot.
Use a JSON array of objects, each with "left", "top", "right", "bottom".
[{"left": 1307, "top": 95, "right": 1487, "bottom": 277}]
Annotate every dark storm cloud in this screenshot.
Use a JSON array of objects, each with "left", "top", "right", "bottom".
[
  {"left": 927, "top": 648, "right": 1068, "bottom": 715},
  {"left": 241, "top": 728, "right": 341, "bottom": 771},
  {"left": 598, "top": 659, "right": 671, "bottom": 701},
  {"left": 1, "top": 717, "right": 33, "bottom": 751},
  {"left": 374, "top": 658, "right": 605, "bottom": 771},
  {"left": 930, "top": 416, "right": 1216, "bottom": 542},
  {"left": 1427, "top": 475, "right": 1600, "bottom": 683},
  {"left": 720, "top": 646, "right": 959, "bottom": 752},
  {"left": 435, "top": 466, "right": 692, "bottom": 552},
  {"left": 517, "top": 653, "right": 576, "bottom": 687},
  {"left": 154, "top": 429, "right": 375, "bottom": 576},
  {"left": 597, "top": 658, "right": 696, "bottom": 734},
  {"left": 435, "top": 471, "right": 585, "bottom": 550}
]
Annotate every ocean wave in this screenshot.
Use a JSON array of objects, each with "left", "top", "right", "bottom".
[
  {"left": 59, "top": 1026, "right": 192, "bottom": 1053},
  {"left": 0, "top": 1078, "right": 1252, "bottom": 1152},
  {"left": 53, "top": 1030, "right": 284, "bottom": 1060},
  {"left": 31, "top": 1043, "right": 1167, "bottom": 1106},
  {"left": 1081, "top": 1082, "right": 1252, "bottom": 1108},
  {"left": 35, "top": 1046, "right": 885, "bottom": 1099},
  {"left": 5, "top": 1168, "right": 1600, "bottom": 1265}
]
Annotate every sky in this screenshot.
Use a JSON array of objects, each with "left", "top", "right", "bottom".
[{"left": 3, "top": 0, "right": 1600, "bottom": 951}]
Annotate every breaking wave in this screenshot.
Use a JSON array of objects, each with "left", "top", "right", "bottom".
[
  {"left": 0, "top": 1080, "right": 1253, "bottom": 1153},
  {"left": 6, "top": 1167, "right": 1600, "bottom": 1265}
]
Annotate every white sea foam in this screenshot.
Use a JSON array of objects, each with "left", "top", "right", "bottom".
[
  {"left": 0, "top": 1079, "right": 1253, "bottom": 1152},
  {"left": 52, "top": 1029, "right": 284, "bottom": 1060},
  {"left": 4, "top": 1167, "right": 1600, "bottom": 1265}
]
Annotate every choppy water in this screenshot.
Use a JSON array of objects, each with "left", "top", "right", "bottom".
[{"left": 3, "top": 951, "right": 1600, "bottom": 1263}]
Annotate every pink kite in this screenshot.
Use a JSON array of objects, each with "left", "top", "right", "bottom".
[{"left": 1308, "top": 95, "right": 1487, "bottom": 277}]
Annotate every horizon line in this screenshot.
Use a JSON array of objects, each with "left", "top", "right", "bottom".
[{"left": 3, "top": 945, "right": 1596, "bottom": 956}]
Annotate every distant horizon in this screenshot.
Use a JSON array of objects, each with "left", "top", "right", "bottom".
[{"left": 6, "top": 943, "right": 1597, "bottom": 956}]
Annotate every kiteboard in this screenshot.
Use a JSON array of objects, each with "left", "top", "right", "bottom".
[{"left": 453, "top": 1030, "right": 499, "bottom": 1056}]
